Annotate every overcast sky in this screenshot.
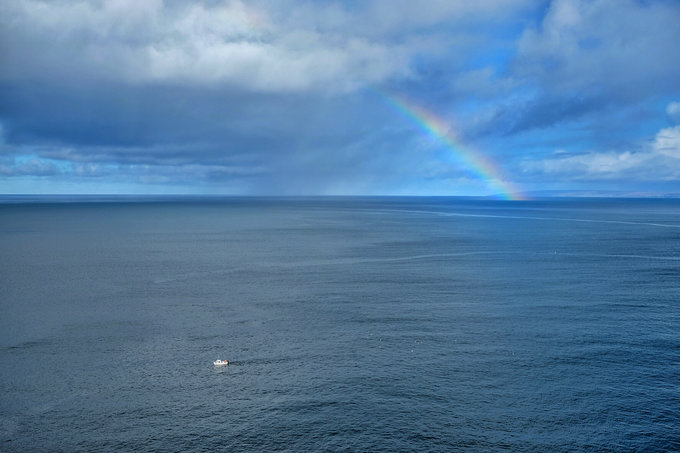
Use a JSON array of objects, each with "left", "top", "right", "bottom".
[{"left": 1, "top": 0, "right": 679, "bottom": 196}]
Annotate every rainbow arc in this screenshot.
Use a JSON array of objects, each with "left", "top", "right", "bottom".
[{"left": 374, "top": 90, "right": 526, "bottom": 201}]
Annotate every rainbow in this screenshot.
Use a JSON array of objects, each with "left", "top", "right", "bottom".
[{"left": 374, "top": 89, "right": 526, "bottom": 200}]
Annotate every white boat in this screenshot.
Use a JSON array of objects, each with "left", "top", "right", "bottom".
[{"left": 213, "top": 359, "right": 229, "bottom": 366}]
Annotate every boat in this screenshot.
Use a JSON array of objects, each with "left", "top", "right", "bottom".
[{"left": 213, "top": 359, "right": 229, "bottom": 366}]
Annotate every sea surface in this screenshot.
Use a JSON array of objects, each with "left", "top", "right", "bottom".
[{"left": 0, "top": 197, "right": 679, "bottom": 451}]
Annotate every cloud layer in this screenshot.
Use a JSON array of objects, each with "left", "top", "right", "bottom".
[
  {"left": 1, "top": 0, "right": 679, "bottom": 195},
  {"left": 3, "top": 0, "right": 532, "bottom": 92}
]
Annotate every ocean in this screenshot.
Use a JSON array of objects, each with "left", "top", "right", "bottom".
[{"left": 1, "top": 197, "right": 678, "bottom": 451}]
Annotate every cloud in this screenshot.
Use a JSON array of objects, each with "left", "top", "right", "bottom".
[
  {"left": 0, "top": 157, "right": 61, "bottom": 176},
  {"left": 653, "top": 125, "right": 680, "bottom": 159},
  {"left": 0, "top": 0, "right": 543, "bottom": 93},
  {"left": 472, "top": 0, "right": 680, "bottom": 137},
  {"left": 521, "top": 125, "right": 680, "bottom": 181},
  {"left": 1, "top": 0, "right": 678, "bottom": 195},
  {"left": 475, "top": 93, "right": 606, "bottom": 137},
  {"left": 667, "top": 101, "right": 680, "bottom": 125},
  {"left": 514, "top": 0, "right": 680, "bottom": 94},
  {"left": 435, "top": 0, "right": 680, "bottom": 147},
  {"left": 0, "top": 0, "right": 410, "bottom": 92}
]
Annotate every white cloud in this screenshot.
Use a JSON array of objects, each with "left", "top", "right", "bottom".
[
  {"left": 522, "top": 125, "right": 680, "bottom": 180},
  {"left": 522, "top": 150, "right": 644, "bottom": 178},
  {"left": 143, "top": 32, "right": 412, "bottom": 91},
  {"left": 514, "top": 0, "right": 680, "bottom": 96},
  {"left": 0, "top": 0, "right": 407, "bottom": 91},
  {"left": 653, "top": 125, "right": 680, "bottom": 159},
  {"left": 0, "top": 0, "right": 538, "bottom": 92}
]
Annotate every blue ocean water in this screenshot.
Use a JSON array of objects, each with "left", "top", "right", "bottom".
[{"left": 0, "top": 197, "right": 678, "bottom": 451}]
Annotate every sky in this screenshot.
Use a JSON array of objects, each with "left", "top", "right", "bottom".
[{"left": 1, "top": 0, "right": 679, "bottom": 198}]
